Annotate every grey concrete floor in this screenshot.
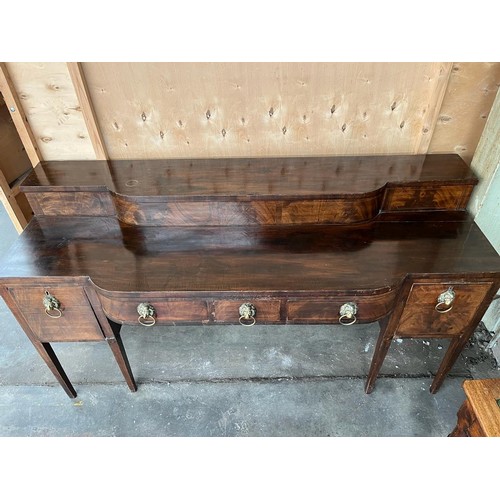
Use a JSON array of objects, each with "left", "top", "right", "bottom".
[{"left": 0, "top": 204, "right": 499, "bottom": 437}]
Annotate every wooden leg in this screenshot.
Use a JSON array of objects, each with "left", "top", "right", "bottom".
[
  {"left": 364, "top": 280, "right": 414, "bottom": 394},
  {"left": 106, "top": 324, "right": 137, "bottom": 392},
  {"left": 430, "top": 335, "right": 469, "bottom": 394},
  {"left": 35, "top": 342, "right": 77, "bottom": 399},
  {"left": 365, "top": 318, "right": 394, "bottom": 394},
  {"left": 84, "top": 286, "right": 137, "bottom": 392},
  {"left": 0, "top": 288, "right": 78, "bottom": 398}
]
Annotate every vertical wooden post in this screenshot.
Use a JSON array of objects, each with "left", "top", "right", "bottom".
[
  {"left": 67, "top": 62, "right": 108, "bottom": 160},
  {"left": 0, "top": 63, "right": 42, "bottom": 232},
  {"left": 0, "top": 169, "right": 27, "bottom": 233},
  {"left": 0, "top": 63, "right": 42, "bottom": 167}
]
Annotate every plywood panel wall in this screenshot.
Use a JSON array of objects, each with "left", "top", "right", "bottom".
[
  {"left": 5, "top": 62, "right": 500, "bottom": 165},
  {"left": 5, "top": 62, "right": 96, "bottom": 160},
  {"left": 81, "top": 62, "right": 452, "bottom": 159},
  {"left": 428, "top": 62, "right": 500, "bottom": 165}
]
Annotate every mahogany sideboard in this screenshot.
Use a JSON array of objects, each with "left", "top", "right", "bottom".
[{"left": 0, "top": 154, "right": 499, "bottom": 399}]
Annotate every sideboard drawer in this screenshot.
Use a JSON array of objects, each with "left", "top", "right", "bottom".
[
  {"left": 396, "top": 282, "right": 493, "bottom": 337},
  {"left": 213, "top": 299, "right": 282, "bottom": 323},
  {"left": 382, "top": 185, "right": 473, "bottom": 211},
  {"left": 287, "top": 292, "right": 396, "bottom": 324},
  {"left": 97, "top": 294, "right": 209, "bottom": 324},
  {"left": 8, "top": 286, "right": 104, "bottom": 342}
]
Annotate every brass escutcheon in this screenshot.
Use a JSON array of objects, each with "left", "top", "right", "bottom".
[
  {"left": 435, "top": 287, "right": 455, "bottom": 314},
  {"left": 339, "top": 302, "right": 357, "bottom": 326},
  {"left": 43, "top": 291, "right": 62, "bottom": 318},
  {"left": 239, "top": 303, "right": 256, "bottom": 326},
  {"left": 137, "top": 302, "right": 156, "bottom": 326}
]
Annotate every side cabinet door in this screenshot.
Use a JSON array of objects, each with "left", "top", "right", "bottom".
[{"left": 7, "top": 285, "right": 105, "bottom": 342}]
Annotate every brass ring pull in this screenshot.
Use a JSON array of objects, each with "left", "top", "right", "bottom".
[
  {"left": 137, "top": 302, "right": 156, "bottom": 327},
  {"left": 435, "top": 303, "right": 453, "bottom": 314},
  {"left": 339, "top": 314, "right": 356, "bottom": 326},
  {"left": 435, "top": 287, "right": 455, "bottom": 314},
  {"left": 45, "top": 307, "right": 62, "bottom": 318},
  {"left": 239, "top": 303, "right": 256, "bottom": 327},
  {"left": 42, "top": 291, "right": 62, "bottom": 319},
  {"left": 339, "top": 302, "right": 357, "bottom": 326},
  {"left": 239, "top": 315, "right": 256, "bottom": 327},
  {"left": 138, "top": 315, "right": 156, "bottom": 327}
]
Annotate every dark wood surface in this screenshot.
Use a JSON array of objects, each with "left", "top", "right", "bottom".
[{"left": 1, "top": 216, "right": 498, "bottom": 294}]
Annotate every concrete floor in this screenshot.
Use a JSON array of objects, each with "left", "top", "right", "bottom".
[{"left": 0, "top": 205, "right": 499, "bottom": 436}]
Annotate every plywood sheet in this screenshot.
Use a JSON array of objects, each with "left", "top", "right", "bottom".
[
  {"left": 428, "top": 62, "right": 500, "bottom": 165},
  {"left": 6, "top": 62, "right": 96, "bottom": 161},
  {"left": 82, "top": 62, "right": 451, "bottom": 159}
]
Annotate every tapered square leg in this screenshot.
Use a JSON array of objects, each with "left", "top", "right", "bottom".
[
  {"left": 430, "top": 335, "right": 468, "bottom": 394},
  {"left": 36, "top": 342, "right": 77, "bottom": 398},
  {"left": 365, "top": 328, "right": 393, "bottom": 394},
  {"left": 106, "top": 329, "right": 137, "bottom": 392},
  {"left": 84, "top": 287, "right": 137, "bottom": 391}
]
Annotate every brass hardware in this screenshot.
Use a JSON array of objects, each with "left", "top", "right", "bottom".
[
  {"left": 137, "top": 302, "right": 156, "bottom": 326},
  {"left": 435, "top": 287, "right": 455, "bottom": 314},
  {"left": 43, "top": 291, "right": 62, "bottom": 318},
  {"left": 339, "top": 302, "right": 357, "bottom": 325},
  {"left": 239, "top": 303, "right": 256, "bottom": 326}
]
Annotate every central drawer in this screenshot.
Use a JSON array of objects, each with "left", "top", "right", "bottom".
[{"left": 213, "top": 299, "right": 282, "bottom": 323}]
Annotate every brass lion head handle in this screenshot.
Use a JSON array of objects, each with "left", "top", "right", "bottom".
[
  {"left": 239, "top": 303, "right": 256, "bottom": 326},
  {"left": 339, "top": 302, "right": 357, "bottom": 325},
  {"left": 137, "top": 302, "right": 156, "bottom": 326},
  {"left": 43, "top": 291, "right": 62, "bottom": 318},
  {"left": 435, "top": 287, "right": 455, "bottom": 314}
]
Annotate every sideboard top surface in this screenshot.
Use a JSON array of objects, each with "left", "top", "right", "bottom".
[
  {"left": 21, "top": 154, "right": 476, "bottom": 198},
  {"left": 0, "top": 215, "right": 498, "bottom": 294}
]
